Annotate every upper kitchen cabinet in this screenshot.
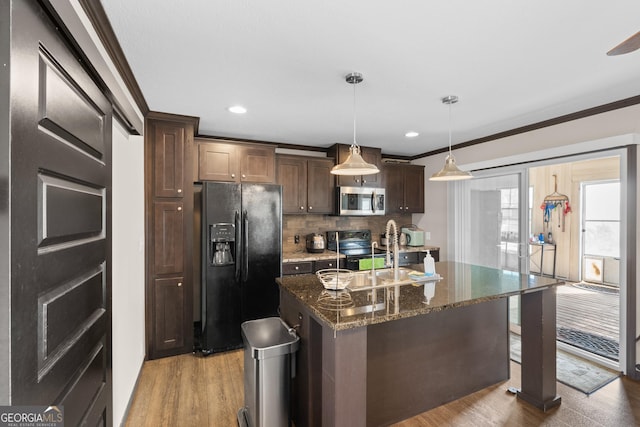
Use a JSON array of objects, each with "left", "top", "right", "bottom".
[
  {"left": 150, "top": 120, "right": 186, "bottom": 198},
  {"left": 277, "top": 155, "right": 335, "bottom": 214},
  {"left": 197, "top": 139, "right": 275, "bottom": 183},
  {"left": 328, "top": 143, "right": 383, "bottom": 188},
  {"left": 384, "top": 163, "right": 425, "bottom": 214}
]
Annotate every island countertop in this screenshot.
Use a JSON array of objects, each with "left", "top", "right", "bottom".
[{"left": 276, "top": 261, "right": 564, "bottom": 331}]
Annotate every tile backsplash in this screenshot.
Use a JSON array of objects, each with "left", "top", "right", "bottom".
[{"left": 283, "top": 214, "right": 413, "bottom": 253}]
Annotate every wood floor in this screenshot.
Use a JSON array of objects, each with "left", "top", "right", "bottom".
[
  {"left": 557, "top": 283, "right": 619, "bottom": 343},
  {"left": 125, "top": 350, "right": 640, "bottom": 427}
]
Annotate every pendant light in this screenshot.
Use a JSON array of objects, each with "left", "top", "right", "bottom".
[
  {"left": 429, "top": 95, "right": 473, "bottom": 181},
  {"left": 331, "top": 72, "right": 380, "bottom": 176}
]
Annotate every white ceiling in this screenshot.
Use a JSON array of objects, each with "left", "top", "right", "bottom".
[{"left": 101, "top": 0, "right": 640, "bottom": 156}]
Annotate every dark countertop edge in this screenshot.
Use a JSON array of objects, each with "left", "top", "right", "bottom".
[
  {"left": 277, "top": 271, "right": 565, "bottom": 332},
  {"left": 377, "top": 245, "right": 440, "bottom": 253},
  {"left": 283, "top": 250, "right": 345, "bottom": 262}
]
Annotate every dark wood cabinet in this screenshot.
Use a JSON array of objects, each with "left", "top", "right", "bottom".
[
  {"left": 328, "top": 144, "right": 383, "bottom": 188},
  {"left": 282, "top": 258, "right": 346, "bottom": 275},
  {"left": 153, "top": 121, "right": 185, "bottom": 197},
  {"left": 277, "top": 155, "right": 334, "bottom": 214},
  {"left": 153, "top": 201, "right": 184, "bottom": 275},
  {"left": 146, "top": 113, "right": 197, "bottom": 359},
  {"left": 419, "top": 250, "right": 440, "bottom": 263},
  {"left": 384, "top": 163, "right": 425, "bottom": 214},
  {"left": 397, "top": 251, "right": 419, "bottom": 266},
  {"left": 313, "top": 259, "right": 345, "bottom": 270},
  {"left": 197, "top": 139, "right": 275, "bottom": 183},
  {"left": 153, "top": 276, "right": 186, "bottom": 351},
  {"left": 282, "top": 261, "right": 314, "bottom": 275}
]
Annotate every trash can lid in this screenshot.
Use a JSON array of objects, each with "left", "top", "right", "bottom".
[{"left": 241, "top": 317, "right": 300, "bottom": 360}]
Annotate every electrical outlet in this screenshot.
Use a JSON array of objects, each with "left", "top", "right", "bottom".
[
  {"left": 425, "top": 231, "right": 431, "bottom": 241},
  {"left": 294, "top": 235, "right": 300, "bottom": 244}
]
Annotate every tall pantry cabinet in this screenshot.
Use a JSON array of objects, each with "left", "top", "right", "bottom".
[{"left": 145, "top": 113, "right": 198, "bottom": 359}]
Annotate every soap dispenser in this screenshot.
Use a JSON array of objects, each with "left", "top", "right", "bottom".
[{"left": 423, "top": 250, "right": 435, "bottom": 276}]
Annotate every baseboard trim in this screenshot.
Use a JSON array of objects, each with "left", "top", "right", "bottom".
[{"left": 118, "top": 358, "right": 145, "bottom": 427}]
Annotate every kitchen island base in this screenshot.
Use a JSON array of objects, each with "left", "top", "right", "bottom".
[{"left": 280, "top": 292, "right": 510, "bottom": 426}]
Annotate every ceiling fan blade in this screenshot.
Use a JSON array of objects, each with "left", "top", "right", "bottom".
[{"left": 607, "top": 30, "right": 640, "bottom": 56}]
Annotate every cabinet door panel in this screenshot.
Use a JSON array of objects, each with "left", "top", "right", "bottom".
[
  {"left": 277, "top": 156, "right": 307, "bottom": 213},
  {"left": 154, "top": 277, "right": 185, "bottom": 351},
  {"left": 307, "top": 158, "right": 335, "bottom": 214},
  {"left": 240, "top": 146, "right": 275, "bottom": 183},
  {"left": 153, "top": 201, "right": 184, "bottom": 274},
  {"left": 385, "top": 164, "right": 405, "bottom": 214},
  {"left": 360, "top": 147, "right": 382, "bottom": 187},
  {"left": 154, "top": 122, "right": 185, "bottom": 197},
  {"left": 198, "top": 143, "right": 238, "bottom": 181},
  {"left": 404, "top": 166, "right": 425, "bottom": 213}
]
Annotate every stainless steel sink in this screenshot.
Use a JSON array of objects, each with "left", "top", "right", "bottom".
[{"left": 347, "top": 267, "right": 440, "bottom": 291}]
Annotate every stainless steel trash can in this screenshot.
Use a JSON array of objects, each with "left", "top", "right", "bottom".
[{"left": 237, "top": 317, "right": 299, "bottom": 427}]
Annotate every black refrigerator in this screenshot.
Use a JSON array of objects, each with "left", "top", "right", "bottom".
[{"left": 200, "top": 182, "right": 282, "bottom": 354}]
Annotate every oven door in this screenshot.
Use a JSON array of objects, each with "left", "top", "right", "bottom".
[{"left": 337, "top": 186, "right": 385, "bottom": 216}]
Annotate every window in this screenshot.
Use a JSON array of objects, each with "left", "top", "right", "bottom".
[{"left": 583, "top": 181, "right": 620, "bottom": 258}]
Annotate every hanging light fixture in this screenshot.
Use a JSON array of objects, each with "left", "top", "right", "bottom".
[
  {"left": 331, "top": 72, "right": 380, "bottom": 176},
  {"left": 429, "top": 95, "right": 473, "bottom": 181}
]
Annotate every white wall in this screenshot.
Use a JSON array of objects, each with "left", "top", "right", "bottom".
[
  {"left": 412, "top": 103, "right": 640, "bottom": 261},
  {"left": 412, "top": 103, "right": 640, "bottom": 375},
  {"left": 112, "top": 120, "right": 145, "bottom": 426}
]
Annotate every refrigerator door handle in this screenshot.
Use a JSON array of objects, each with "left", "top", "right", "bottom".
[
  {"left": 242, "top": 210, "right": 249, "bottom": 281},
  {"left": 235, "top": 210, "right": 241, "bottom": 282}
]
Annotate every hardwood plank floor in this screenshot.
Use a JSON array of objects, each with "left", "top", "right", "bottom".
[
  {"left": 557, "top": 284, "right": 619, "bottom": 342},
  {"left": 125, "top": 350, "right": 640, "bottom": 427}
]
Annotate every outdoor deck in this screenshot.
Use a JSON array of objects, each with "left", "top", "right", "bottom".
[{"left": 556, "top": 282, "right": 620, "bottom": 361}]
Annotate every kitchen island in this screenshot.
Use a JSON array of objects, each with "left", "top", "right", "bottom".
[{"left": 277, "top": 261, "right": 564, "bottom": 426}]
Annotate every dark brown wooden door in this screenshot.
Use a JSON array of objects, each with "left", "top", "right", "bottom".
[
  {"left": 153, "top": 201, "right": 185, "bottom": 275},
  {"left": 153, "top": 277, "right": 186, "bottom": 351},
  {"left": 331, "top": 144, "right": 382, "bottom": 187},
  {"left": 10, "top": 0, "right": 112, "bottom": 424},
  {"left": 198, "top": 142, "right": 238, "bottom": 182},
  {"left": 385, "top": 164, "right": 405, "bottom": 213},
  {"left": 360, "top": 147, "right": 382, "bottom": 187},
  {"left": 239, "top": 145, "right": 275, "bottom": 183},
  {"left": 277, "top": 156, "right": 308, "bottom": 213},
  {"left": 153, "top": 122, "right": 185, "bottom": 197},
  {"left": 307, "top": 158, "right": 335, "bottom": 214},
  {"left": 404, "top": 165, "right": 425, "bottom": 213}
]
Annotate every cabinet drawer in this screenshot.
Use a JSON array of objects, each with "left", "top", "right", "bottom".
[
  {"left": 419, "top": 250, "right": 440, "bottom": 263},
  {"left": 314, "top": 259, "right": 344, "bottom": 271},
  {"left": 397, "top": 251, "right": 419, "bottom": 266},
  {"left": 283, "top": 261, "right": 313, "bottom": 275}
]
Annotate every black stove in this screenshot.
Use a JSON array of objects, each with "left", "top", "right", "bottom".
[{"left": 326, "top": 230, "right": 387, "bottom": 270}]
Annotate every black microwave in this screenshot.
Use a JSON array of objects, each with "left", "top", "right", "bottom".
[{"left": 336, "top": 186, "right": 385, "bottom": 216}]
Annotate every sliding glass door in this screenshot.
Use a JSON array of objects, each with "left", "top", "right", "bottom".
[{"left": 453, "top": 170, "right": 529, "bottom": 273}]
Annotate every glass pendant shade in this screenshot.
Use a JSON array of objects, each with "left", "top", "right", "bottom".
[
  {"left": 331, "top": 144, "right": 380, "bottom": 175},
  {"left": 331, "top": 72, "right": 380, "bottom": 176},
  {"left": 429, "top": 95, "right": 472, "bottom": 181},
  {"left": 429, "top": 154, "right": 472, "bottom": 180}
]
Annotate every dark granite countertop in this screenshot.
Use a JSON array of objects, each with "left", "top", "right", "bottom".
[
  {"left": 282, "top": 250, "right": 345, "bottom": 263},
  {"left": 377, "top": 244, "right": 440, "bottom": 253},
  {"left": 276, "top": 261, "right": 565, "bottom": 331}
]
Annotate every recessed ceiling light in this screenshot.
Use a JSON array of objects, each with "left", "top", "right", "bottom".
[
  {"left": 228, "top": 105, "right": 247, "bottom": 114},
  {"left": 405, "top": 131, "right": 419, "bottom": 138}
]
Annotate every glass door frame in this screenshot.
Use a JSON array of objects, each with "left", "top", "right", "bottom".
[
  {"left": 449, "top": 147, "right": 629, "bottom": 373},
  {"left": 451, "top": 166, "right": 530, "bottom": 274}
]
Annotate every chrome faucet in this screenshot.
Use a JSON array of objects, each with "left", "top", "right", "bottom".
[{"left": 385, "top": 219, "right": 400, "bottom": 281}]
